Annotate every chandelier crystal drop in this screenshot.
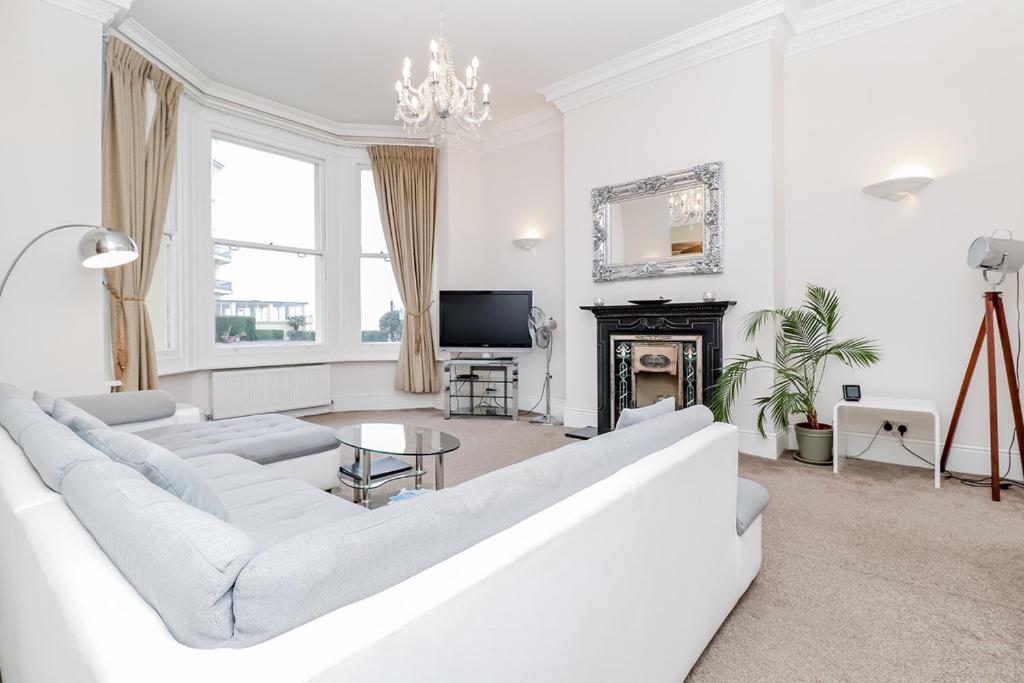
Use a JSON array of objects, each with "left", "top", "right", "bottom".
[
  {"left": 393, "top": 7, "right": 491, "bottom": 139},
  {"left": 667, "top": 188, "right": 704, "bottom": 227}
]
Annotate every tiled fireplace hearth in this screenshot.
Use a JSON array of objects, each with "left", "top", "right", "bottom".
[{"left": 580, "top": 301, "right": 735, "bottom": 433}]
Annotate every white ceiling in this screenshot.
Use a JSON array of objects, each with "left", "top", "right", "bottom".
[{"left": 126, "top": 0, "right": 769, "bottom": 125}]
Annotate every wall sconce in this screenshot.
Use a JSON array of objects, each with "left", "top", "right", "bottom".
[
  {"left": 862, "top": 176, "right": 932, "bottom": 201},
  {"left": 513, "top": 235, "right": 543, "bottom": 251}
]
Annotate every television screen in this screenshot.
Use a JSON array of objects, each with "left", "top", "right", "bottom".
[{"left": 439, "top": 290, "right": 533, "bottom": 349}]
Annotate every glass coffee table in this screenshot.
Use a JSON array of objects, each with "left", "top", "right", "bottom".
[{"left": 335, "top": 423, "right": 461, "bottom": 508}]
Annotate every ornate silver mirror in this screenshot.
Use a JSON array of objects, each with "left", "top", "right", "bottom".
[{"left": 592, "top": 162, "right": 722, "bottom": 281}]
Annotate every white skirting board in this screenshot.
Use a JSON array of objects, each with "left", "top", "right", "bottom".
[
  {"left": 330, "top": 392, "right": 439, "bottom": 413},
  {"left": 517, "top": 395, "right": 567, "bottom": 421}
]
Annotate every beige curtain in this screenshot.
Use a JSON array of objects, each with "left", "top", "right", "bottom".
[
  {"left": 102, "top": 38, "right": 182, "bottom": 391},
  {"left": 368, "top": 145, "right": 440, "bottom": 393}
]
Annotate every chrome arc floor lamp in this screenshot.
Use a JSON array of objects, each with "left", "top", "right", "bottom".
[{"left": 0, "top": 224, "right": 139, "bottom": 301}]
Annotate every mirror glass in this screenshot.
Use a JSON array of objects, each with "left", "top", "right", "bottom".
[{"left": 606, "top": 186, "right": 705, "bottom": 264}]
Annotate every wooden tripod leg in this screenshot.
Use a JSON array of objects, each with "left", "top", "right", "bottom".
[
  {"left": 941, "top": 316, "right": 987, "bottom": 471},
  {"left": 993, "top": 295, "right": 1024, "bottom": 486},
  {"left": 984, "top": 295, "right": 1000, "bottom": 502}
]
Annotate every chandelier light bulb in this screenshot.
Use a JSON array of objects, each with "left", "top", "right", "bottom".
[
  {"left": 472, "top": 56, "right": 479, "bottom": 70},
  {"left": 465, "top": 66, "right": 473, "bottom": 83},
  {"left": 430, "top": 39, "right": 438, "bottom": 55},
  {"left": 395, "top": 80, "right": 403, "bottom": 92},
  {"left": 483, "top": 83, "right": 490, "bottom": 99}
]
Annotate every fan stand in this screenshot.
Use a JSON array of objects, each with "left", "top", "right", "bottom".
[{"left": 530, "top": 340, "right": 559, "bottom": 426}]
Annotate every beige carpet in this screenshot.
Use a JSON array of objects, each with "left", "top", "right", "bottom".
[{"left": 306, "top": 410, "right": 1024, "bottom": 681}]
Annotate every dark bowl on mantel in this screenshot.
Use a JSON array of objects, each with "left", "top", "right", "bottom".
[{"left": 627, "top": 298, "right": 671, "bottom": 305}]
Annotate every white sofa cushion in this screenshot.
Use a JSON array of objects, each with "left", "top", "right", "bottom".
[
  {"left": 186, "top": 452, "right": 365, "bottom": 549},
  {"left": 84, "top": 428, "right": 229, "bottom": 522},
  {"left": 52, "top": 398, "right": 108, "bottom": 437},
  {"left": 65, "top": 390, "right": 177, "bottom": 426},
  {"left": 138, "top": 413, "right": 338, "bottom": 464},
  {"left": 60, "top": 460, "right": 258, "bottom": 648},
  {"left": 615, "top": 396, "right": 676, "bottom": 430},
  {"left": 0, "top": 386, "right": 107, "bottom": 492}
]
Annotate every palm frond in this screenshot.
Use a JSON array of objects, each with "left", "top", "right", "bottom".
[
  {"left": 710, "top": 353, "right": 764, "bottom": 423},
  {"left": 822, "top": 337, "right": 881, "bottom": 368},
  {"left": 804, "top": 284, "right": 841, "bottom": 333}
]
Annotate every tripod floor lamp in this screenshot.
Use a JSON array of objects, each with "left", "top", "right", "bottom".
[
  {"left": 942, "top": 235, "right": 1024, "bottom": 501},
  {"left": 0, "top": 224, "right": 139, "bottom": 302}
]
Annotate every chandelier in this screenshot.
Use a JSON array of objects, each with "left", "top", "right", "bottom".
[
  {"left": 667, "top": 188, "right": 704, "bottom": 227},
  {"left": 393, "top": 6, "right": 491, "bottom": 139}
]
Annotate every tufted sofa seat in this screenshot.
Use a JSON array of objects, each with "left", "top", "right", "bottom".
[{"left": 136, "top": 413, "right": 339, "bottom": 464}]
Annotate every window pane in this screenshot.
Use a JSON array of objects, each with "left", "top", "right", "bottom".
[
  {"left": 211, "top": 138, "right": 316, "bottom": 249},
  {"left": 214, "top": 246, "right": 318, "bottom": 344},
  {"left": 360, "top": 168, "right": 388, "bottom": 254},
  {"left": 148, "top": 234, "right": 173, "bottom": 353},
  {"left": 360, "top": 257, "right": 403, "bottom": 343}
]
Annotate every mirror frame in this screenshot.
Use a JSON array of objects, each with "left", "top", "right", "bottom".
[{"left": 591, "top": 161, "right": 723, "bottom": 282}]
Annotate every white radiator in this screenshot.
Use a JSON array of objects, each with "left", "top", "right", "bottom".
[{"left": 209, "top": 365, "right": 331, "bottom": 419}]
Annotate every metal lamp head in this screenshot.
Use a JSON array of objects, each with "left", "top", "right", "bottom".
[
  {"left": 77, "top": 227, "right": 139, "bottom": 269},
  {"left": 968, "top": 236, "right": 1024, "bottom": 273}
]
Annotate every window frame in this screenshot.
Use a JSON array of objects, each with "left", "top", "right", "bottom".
[
  {"left": 357, "top": 165, "right": 404, "bottom": 351},
  {"left": 193, "top": 112, "right": 337, "bottom": 370}
]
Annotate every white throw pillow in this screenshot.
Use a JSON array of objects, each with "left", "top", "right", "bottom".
[{"left": 615, "top": 396, "right": 677, "bottom": 430}]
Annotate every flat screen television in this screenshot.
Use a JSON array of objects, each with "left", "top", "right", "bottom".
[{"left": 439, "top": 290, "right": 533, "bottom": 351}]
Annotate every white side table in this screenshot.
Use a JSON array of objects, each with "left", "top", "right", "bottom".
[{"left": 832, "top": 397, "right": 941, "bottom": 489}]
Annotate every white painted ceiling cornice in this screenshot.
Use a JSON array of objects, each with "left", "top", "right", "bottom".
[
  {"left": 111, "top": 19, "right": 430, "bottom": 147},
  {"left": 540, "top": 0, "right": 971, "bottom": 112},
  {"left": 111, "top": 18, "right": 562, "bottom": 154},
  {"left": 42, "top": 0, "right": 132, "bottom": 25}
]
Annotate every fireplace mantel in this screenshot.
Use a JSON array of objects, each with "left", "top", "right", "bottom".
[{"left": 581, "top": 301, "right": 736, "bottom": 432}]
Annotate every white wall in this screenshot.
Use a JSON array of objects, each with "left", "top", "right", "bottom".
[
  {"left": 437, "top": 127, "right": 567, "bottom": 417},
  {"left": 0, "top": 0, "right": 109, "bottom": 396},
  {"left": 784, "top": 0, "right": 1024, "bottom": 478},
  {"left": 561, "top": 43, "right": 782, "bottom": 455}
]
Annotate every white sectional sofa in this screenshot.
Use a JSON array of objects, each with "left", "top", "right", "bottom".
[{"left": 0, "top": 385, "right": 765, "bottom": 683}]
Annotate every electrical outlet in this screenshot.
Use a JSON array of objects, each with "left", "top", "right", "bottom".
[
  {"left": 883, "top": 420, "right": 894, "bottom": 432},
  {"left": 897, "top": 424, "right": 908, "bottom": 436}
]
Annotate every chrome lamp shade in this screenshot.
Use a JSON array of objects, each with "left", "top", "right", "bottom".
[{"left": 78, "top": 227, "right": 139, "bottom": 269}]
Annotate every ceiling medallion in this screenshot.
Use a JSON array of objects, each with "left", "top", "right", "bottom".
[{"left": 393, "top": 4, "right": 491, "bottom": 139}]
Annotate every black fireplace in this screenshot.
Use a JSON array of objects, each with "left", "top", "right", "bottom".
[{"left": 580, "top": 301, "right": 735, "bottom": 433}]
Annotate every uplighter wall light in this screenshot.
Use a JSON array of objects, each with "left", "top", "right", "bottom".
[
  {"left": 512, "top": 235, "right": 544, "bottom": 250},
  {"left": 862, "top": 176, "right": 932, "bottom": 201}
]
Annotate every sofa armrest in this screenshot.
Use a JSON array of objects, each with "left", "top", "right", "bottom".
[{"left": 114, "top": 404, "right": 203, "bottom": 433}]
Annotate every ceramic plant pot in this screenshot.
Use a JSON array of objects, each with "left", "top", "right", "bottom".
[{"left": 793, "top": 422, "right": 833, "bottom": 465}]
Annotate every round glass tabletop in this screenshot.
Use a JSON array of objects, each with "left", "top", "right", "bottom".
[{"left": 334, "top": 423, "right": 461, "bottom": 457}]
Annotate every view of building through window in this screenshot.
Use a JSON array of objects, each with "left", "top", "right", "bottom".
[
  {"left": 211, "top": 138, "right": 320, "bottom": 344},
  {"left": 360, "top": 168, "right": 404, "bottom": 343}
]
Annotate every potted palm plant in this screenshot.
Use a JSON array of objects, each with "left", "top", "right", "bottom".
[{"left": 711, "top": 285, "right": 881, "bottom": 464}]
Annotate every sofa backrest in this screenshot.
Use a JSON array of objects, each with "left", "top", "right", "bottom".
[
  {"left": 0, "top": 385, "right": 107, "bottom": 492},
  {"left": 230, "top": 405, "right": 714, "bottom": 647},
  {"left": 61, "top": 460, "right": 258, "bottom": 648}
]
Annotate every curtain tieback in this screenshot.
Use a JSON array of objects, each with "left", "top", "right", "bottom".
[
  {"left": 104, "top": 283, "right": 145, "bottom": 302},
  {"left": 404, "top": 300, "right": 433, "bottom": 354}
]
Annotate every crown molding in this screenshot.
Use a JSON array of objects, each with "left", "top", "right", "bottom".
[
  {"left": 110, "top": 18, "right": 430, "bottom": 147},
  {"left": 42, "top": 0, "right": 132, "bottom": 25},
  {"left": 539, "top": 0, "right": 786, "bottom": 111},
  {"left": 478, "top": 106, "right": 562, "bottom": 154},
  {"left": 541, "top": 0, "right": 973, "bottom": 112},
  {"left": 786, "top": 0, "right": 970, "bottom": 54}
]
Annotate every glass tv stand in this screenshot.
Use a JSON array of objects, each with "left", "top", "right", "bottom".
[{"left": 443, "top": 356, "right": 519, "bottom": 420}]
